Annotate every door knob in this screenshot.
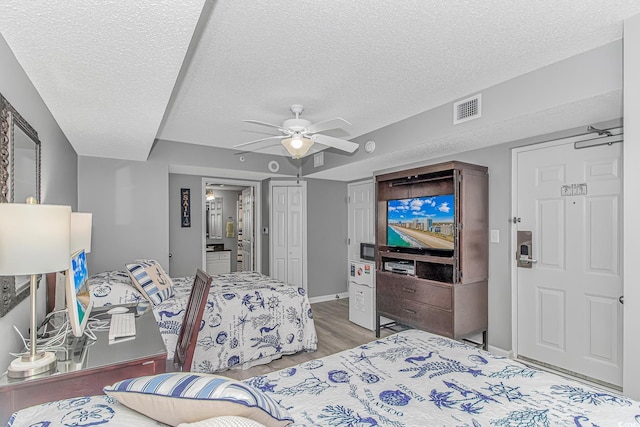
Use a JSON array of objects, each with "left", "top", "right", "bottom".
[{"left": 619, "top": 296, "right": 624, "bottom": 304}]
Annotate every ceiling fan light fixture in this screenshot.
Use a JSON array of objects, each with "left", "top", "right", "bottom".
[{"left": 282, "top": 135, "right": 313, "bottom": 158}]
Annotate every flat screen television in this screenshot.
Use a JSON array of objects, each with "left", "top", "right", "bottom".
[
  {"left": 65, "top": 249, "right": 92, "bottom": 337},
  {"left": 387, "top": 194, "right": 455, "bottom": 255}
]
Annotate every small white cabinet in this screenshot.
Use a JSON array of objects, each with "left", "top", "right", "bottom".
[{"left": 206, "top": 250, "right": 231, "bottom": 275}]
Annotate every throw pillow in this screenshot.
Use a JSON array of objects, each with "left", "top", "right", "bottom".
[
  {"left": 104, "top": 373, "right": 292, "bottom": 427},
  {"left": 126, "top": 260, "right": 174, "bottom": 305}
]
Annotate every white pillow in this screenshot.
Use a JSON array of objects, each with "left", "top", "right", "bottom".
[
  {"left": 104, "top": 373, "right": 292, "bottom": 427},
  {"left": 88, "top": 270, "right": 144, "bottom": 308},
  {"left": 178, "top": 416, "right": 267, "bottom": 427}
]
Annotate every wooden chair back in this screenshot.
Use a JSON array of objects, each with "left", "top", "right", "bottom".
[{"left": 173, "top": 268, "right": 212, "bottom": 372}]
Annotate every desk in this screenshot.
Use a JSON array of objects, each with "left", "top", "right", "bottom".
[{"left": 0, "top": 310, "right": 166, "bottom": 424}]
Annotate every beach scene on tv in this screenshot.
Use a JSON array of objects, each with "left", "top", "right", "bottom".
[{"left": 387, "top": 195, "right": 455, "bottom": 250}]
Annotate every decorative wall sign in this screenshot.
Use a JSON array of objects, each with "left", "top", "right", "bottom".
[{"left": 181, "top": 188, "right": 191, "bottom": 227}]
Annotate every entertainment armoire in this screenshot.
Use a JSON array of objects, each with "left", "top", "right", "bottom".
[{"left": 375, "top": 161, "right": 488, "bottom": 347}]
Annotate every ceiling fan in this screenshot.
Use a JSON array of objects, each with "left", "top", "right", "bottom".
[{"left": 235, "top": 104, "right": 359, "bottom": 159}]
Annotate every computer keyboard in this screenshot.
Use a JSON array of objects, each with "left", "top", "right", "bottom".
[{"left": 108, "top": 312, "right": 136, "bottom": 340}]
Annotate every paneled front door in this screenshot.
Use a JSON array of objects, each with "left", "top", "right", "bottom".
[{"left": 514, "top": 136, "right": 623, "bottom": 387}]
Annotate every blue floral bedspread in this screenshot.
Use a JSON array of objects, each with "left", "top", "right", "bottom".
[
  {"left": 246, "top": 329, "right": 640, "bottom": 426},
  {"left": 9, "top": 330, "right": 640, "bottom": 426},
  {"left": 154, "top": 272, "right": 317, "bottom": 373}
]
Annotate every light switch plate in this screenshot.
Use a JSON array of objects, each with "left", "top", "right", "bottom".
[{"left": 490, "top": 229, "right": 500, "bottom": 243}]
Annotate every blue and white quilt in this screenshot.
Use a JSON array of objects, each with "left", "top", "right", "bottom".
[
  {"left": 154, "top": 272, "right": 317, "bottom": 373},
  {"left": 88, "top": 271, "right": 317, "bottom": 373},
  {"left": 248, "top": 329, "right": 640, "bottom": 426},
  {"left": 9, "top": 330, "right": 640, "bottom": 426}
]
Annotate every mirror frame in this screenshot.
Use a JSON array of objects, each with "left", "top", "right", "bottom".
[{"left": 0, "top": 93, "right": 42, "bottom": 317}]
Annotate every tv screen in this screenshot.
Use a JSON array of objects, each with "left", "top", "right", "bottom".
[
  {"left": 387, "top": 194, "right": 455, "bottom": 252},
  {"left": 66, "top": 249, "right": 92, "bottom": 337}
]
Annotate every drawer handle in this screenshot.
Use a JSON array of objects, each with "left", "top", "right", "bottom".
[
  {"left": 404, "top": 309, "right": 416, "bottom": 315},
  {"left": 403, "top": 288, "right": 416, "bottom": 293}
]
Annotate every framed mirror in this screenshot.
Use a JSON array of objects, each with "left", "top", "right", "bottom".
[{"left": 0, "top": 93, "right": 42, "bottom": 317}]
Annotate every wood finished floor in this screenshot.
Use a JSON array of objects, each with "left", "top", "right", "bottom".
[{"left": 223, "top": 298, "right": 392, "bottom": 380}]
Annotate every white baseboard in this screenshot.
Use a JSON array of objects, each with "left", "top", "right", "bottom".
[
  {"left": 488, "top": 345, "right": 513, "bottom": 359},
  {"left": 308, "top": 292, "right": 349, "bottom": 304}
]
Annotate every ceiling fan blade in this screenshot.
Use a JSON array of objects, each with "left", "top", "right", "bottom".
[
  {"left": 243, "top": 119, "right": 283, "bottom": 130},
  {"left": 306, "top": 117, "right": 351, "bottom": 134},
  {"left": 233, "top": 135, "right": 286, "bottom": 148},
  {"left": 311, "top": 134, "right": 359, "bottom": 153}
]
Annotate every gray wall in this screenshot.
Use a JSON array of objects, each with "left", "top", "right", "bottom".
[
  {"left": 151, "top": 139, "right": 299, "bottom": 177},
  {"left": 306, "top": 178, "right": 349, "bottom": 298},
  {"left": 168, "top": 174, "right": 204, "bottom": 277},
  {"left": 0, "top": 35, "right": 77, "bottom": 371},
  {"left": 260, "top": 179, "right": 271, "bottom": 273},
  {"left": 78, "top": 156, "right": 169, "bottom": 275}
]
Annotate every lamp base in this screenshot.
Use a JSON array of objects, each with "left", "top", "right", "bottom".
[{"left": 7, "top": 351, "right": 57, "bottom": 379}]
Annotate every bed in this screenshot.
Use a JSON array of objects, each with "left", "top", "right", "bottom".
[
  {"left": 8, "top": 329, "right": 640, "bottom": 426},
  {"left": 87, "top": 269, "right": 318, "bottom": 373}
]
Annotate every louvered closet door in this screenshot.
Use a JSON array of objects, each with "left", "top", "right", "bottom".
[{"left": 515, "top": 139, "right": 623, "bottom": 387}]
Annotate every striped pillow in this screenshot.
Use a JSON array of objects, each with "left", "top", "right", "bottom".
[
  {"left": 104, "top": 373, "right": 293, "bottom": 427},
  {"left": 126, "top": 260, "right": 174, "bottom": 305}
]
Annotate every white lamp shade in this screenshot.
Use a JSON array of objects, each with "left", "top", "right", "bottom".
[
  {"left": 71, "top": 212, "right": 92, "bottom": 254},
  {"left": 0, "top": 203, "right": 71, "bottom": 275},
  {"left": 281, "top": 136, "right": 313, "bottom": 159}
]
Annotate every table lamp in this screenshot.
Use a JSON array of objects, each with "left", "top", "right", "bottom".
[{"left": 0, "top": 198, "right": 71, "bottom": 378}]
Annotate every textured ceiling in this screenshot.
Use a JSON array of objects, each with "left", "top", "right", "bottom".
[
  {"left": 0, "top": 1, "right": 206, "bottom": 160},
  {"left": 1, "top": 1, "right": 639, "bottom": 172}
]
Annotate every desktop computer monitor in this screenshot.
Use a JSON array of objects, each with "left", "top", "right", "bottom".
[{"left": 65, "top": 249, "right": 92, "bottom": 337}]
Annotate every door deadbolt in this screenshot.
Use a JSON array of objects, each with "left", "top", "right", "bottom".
[{"left": 516, "top": 231, "right": 536, "bottom": 268}]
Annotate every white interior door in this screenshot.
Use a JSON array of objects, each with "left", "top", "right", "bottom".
[
  {"left": 270, "top": 183, "right": 306, "bottom": 290},
  {"left": 515, "top": 138, "right": 623, "bottom": 387},
  {"left": 348, "top": 180, "right": 375, "bottom": 261},
  {"left": 241, "top": 187, "right": 254, "bottom": 271}
]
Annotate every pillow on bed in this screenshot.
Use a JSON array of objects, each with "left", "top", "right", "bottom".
[
  {"left": 126, "top": 259, "right": 174, "bottom": 305},
  {"left": 178, "top": 416, "right": 267, "bottom": 427},
  {"left": 89, "top": 281, "right": 145, "bottom": 308},
  {"left": 104, "top": 373, "right": 292, "bottom": 427}
]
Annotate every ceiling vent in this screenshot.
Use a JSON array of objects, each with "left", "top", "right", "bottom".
[
  {"left": 453, "top": 94, "right": 482, "bottom": 125},
  {"left": 313, "top": 151, "right": 324, "bottom": 168}
]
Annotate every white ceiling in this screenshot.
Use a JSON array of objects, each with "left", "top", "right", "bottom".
[{"left": 2, "top": 1, "right": 639, "bottom": 176}]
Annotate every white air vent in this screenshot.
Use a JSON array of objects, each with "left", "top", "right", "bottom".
[
  {"left": 453, "top": 94, "right": 482, "bottom": 125},
  {"left": 314, "top": 151, "right": 324, "bottom": 168}
]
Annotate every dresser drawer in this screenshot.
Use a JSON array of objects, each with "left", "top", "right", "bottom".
[
  {"left": 377, "top": 295, "right": 453, "bottom": 338},
  {"left": 377, "top": 272, "right": 452, "bottom": 310}
]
